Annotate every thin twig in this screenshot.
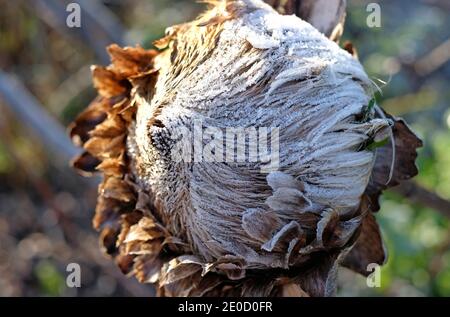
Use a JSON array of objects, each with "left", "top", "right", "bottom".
[
  {"left": 413, "top": 38, "right": 450, "bottom": 76},
  {"left": 391, "top": 181, "right": 450, "bottom": 219}
]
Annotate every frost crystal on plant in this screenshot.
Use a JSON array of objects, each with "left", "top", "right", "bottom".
[{"left": 70, "top": 0, "right": 421, "bottom": 297}]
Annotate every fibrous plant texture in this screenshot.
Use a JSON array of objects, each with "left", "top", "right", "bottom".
[{"left": 70, "top": 0, "right": 422, "bottom": 296}]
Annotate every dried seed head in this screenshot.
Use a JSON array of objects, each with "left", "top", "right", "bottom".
[{"left": 70, "top": 0, "right": 421, "bottom": 296}]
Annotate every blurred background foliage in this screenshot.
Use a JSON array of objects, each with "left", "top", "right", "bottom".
[{"left": 0, "top": 0, "right": 449, "bottom": 296}]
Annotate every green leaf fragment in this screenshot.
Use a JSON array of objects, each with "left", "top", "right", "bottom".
[{"left": 366, "top": 137, "right": 389, "bottom": 151}]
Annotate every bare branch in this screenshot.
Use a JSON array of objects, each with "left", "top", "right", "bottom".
[
  {"left": 391, "top": 181, "right": 450, "bottom": 219},
  {"left": 414, "top": 38, "right": 450, "bottom": 76},
  {"left": 0, "top": 71, "right": 79, "bottom": 162}
]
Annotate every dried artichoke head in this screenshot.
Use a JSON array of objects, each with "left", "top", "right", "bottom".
[{"left": 70, "top": 0, "right": 421, "bottom": 297}]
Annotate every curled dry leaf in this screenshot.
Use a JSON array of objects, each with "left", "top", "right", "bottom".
[{"left": 341, "top": 212, "right": 387, "bottom": 275}]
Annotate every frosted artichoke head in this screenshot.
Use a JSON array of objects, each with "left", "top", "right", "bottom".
[{"left": 70, "top": 0, "right": 421, "bottom": 296}]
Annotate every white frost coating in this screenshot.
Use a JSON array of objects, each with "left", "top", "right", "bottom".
[{"left": 128, "top": 0, "right": 390, "bottom": 267}]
